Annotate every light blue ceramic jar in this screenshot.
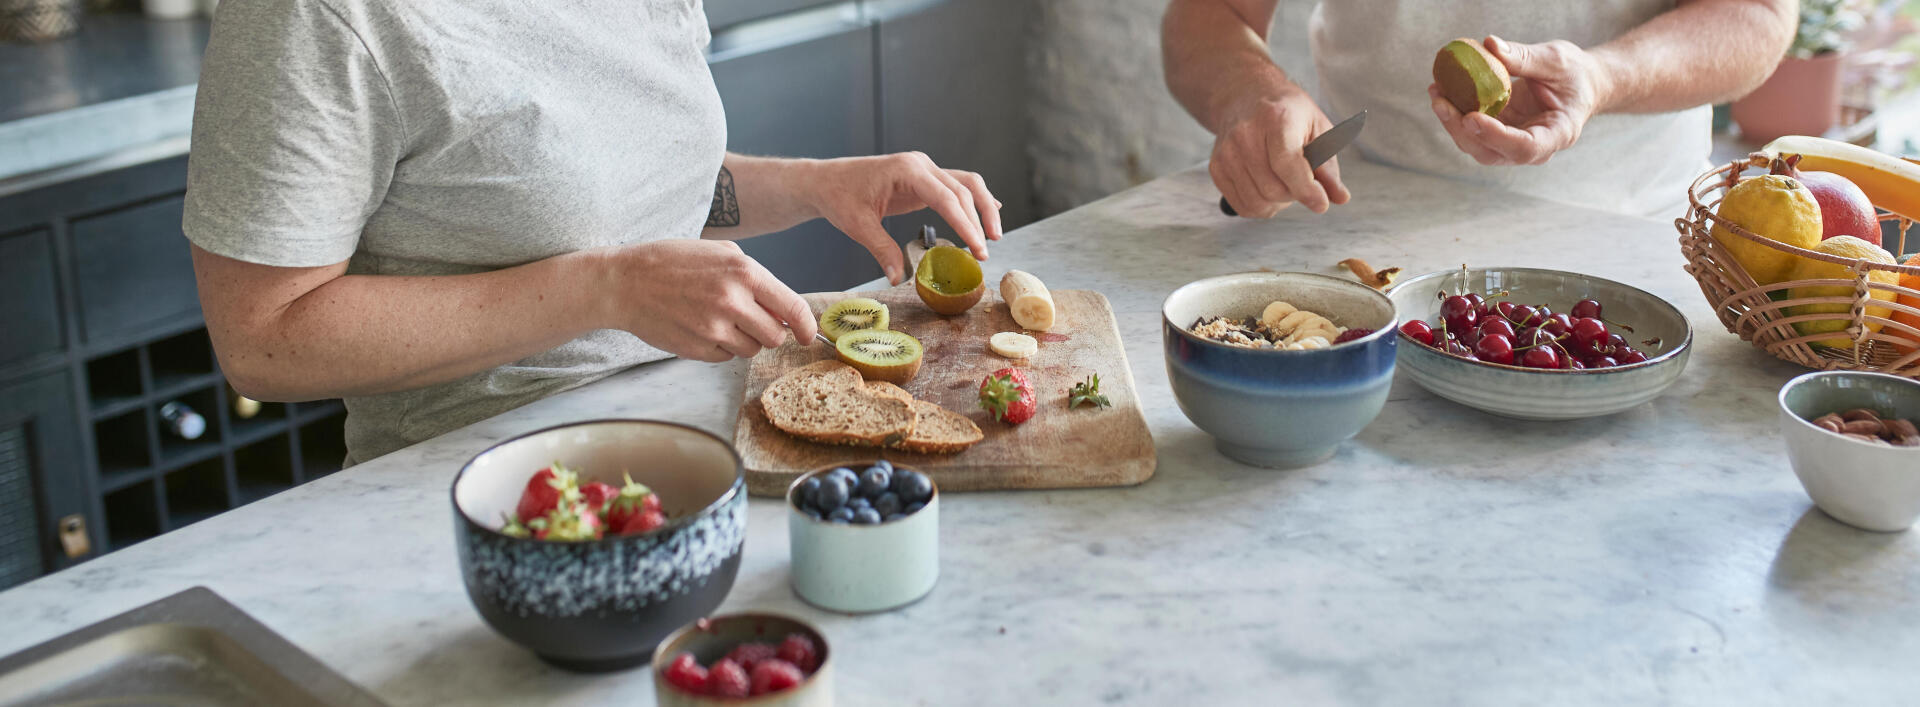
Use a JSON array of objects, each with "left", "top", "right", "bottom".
[{"left": 1163, "top": 272, "right": 1398, "bottom": 468}]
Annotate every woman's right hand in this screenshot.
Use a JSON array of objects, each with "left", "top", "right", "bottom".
[{"left": 608, "top": 239, "right": 817, "bottom": 362}]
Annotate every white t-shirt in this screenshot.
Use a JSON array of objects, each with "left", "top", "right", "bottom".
[
  {"left": 184, "top": 0, "right": 727, "bottom": 464},
  {"left": 1310, "top": 0, "right": 1711, "bottom": 218}
]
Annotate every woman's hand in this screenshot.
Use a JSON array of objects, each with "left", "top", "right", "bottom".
[
  {"left": 801, "top": 152, "right": 1003, "bottom": 284},
  {"left": 1429, "top": 36, "right": 1612, "bottom": 166},
  {"left": 609, "top": 239, "right": 817, "bottom": 362}
]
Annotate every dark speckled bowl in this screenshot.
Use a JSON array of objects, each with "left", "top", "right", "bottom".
[
  {"left": 451, "top": 420, "right": 747, "bottom": 673},
  {"left": 1164, "top": 272, "right": 1398, "bottom": 468}
]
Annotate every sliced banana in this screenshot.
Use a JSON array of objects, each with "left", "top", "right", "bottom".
[
  {"left": 1000, "top": 270, "right": 1057, "bottom": 331},
  {"left": 1259, "top": 301, "right": 1299, "bottom": 326},
  {"left": 989, "top": 331, "right": 1039, "bottom": 359}
]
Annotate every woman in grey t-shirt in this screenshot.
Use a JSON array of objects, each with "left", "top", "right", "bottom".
[{"left": 183, "top": 0, "right": 1003, "bottom": 465}]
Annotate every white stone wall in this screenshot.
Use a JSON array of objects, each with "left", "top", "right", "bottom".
[{"left": 1027, "top": 0, "right": 1322, "bottom": 216}]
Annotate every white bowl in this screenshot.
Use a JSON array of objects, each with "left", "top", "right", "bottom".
[
  {"left": 1388, "top": 267, "right": 1693, "bottom": 420},
  {"left": 786, "top": 465, "right": 938, "bottom": 613},
  {"left": 1778, "top": 371, "right": 1920, "bottom": 532}
]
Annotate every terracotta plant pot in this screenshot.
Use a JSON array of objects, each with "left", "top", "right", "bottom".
[{"left": 1730, "top": 52, "right": 1844, "bottom": 145}]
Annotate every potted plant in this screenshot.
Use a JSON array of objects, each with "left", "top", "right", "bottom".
[{"left": 1731, "top": 0, "right": 1865, "bottom": 144}]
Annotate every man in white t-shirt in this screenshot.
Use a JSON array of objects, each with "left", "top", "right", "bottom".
[
  {"left": 1162, "top": 0, "right": 1796, "bottom": 218},
  {"left": 185, "top": 0, "right": 1003, "bottom": 464}
]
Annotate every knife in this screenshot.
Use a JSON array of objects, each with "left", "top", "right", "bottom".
[{"left": 1219, "top": 109, "right": 1367, "bottom": 216}]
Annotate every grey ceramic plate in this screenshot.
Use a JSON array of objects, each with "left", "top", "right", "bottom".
[
  {"left": 0, "top": 586, "right": 388, "bottom": 707},
  {"left": 1389, "top": 267, "right": 1693, "bottom": 420}
]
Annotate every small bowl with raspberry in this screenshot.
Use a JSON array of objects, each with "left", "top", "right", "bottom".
[
  {"left": 451, "top": 420, "right": 747, "bottom": 672},
  {"left": 786, "top": 461, "right": 938, "bottom": 613},
  {"left": 652, "top": 613, "right": 831, "bottom": 705}
]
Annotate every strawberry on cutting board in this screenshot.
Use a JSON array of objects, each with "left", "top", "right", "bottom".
[{"left": 979, "top": 367, "right": 1037, "bottom": 425}]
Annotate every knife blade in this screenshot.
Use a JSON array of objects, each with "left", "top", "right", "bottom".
[{"left": 1219, "top": 109, "right": 1367, "bottom": 216}]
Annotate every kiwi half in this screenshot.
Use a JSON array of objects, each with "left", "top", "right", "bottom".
[
  {"left": 835, "top": 329, "right": 924, "bottom": 384},
  {"left": 819, "top": 297, "right": 890, "bottom": 343},
  {"left": 1432, "top": 38, "right": 1512, "bottom": 117},
  {"left": 914, "top": 245, "right": 985, "bottom": 315}
]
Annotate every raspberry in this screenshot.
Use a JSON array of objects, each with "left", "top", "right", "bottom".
[
  {"left": 1333, "top": 327, "right": 1376, "bottom": 344},
  {"left": 707, "top": 658, "right": 749, "bottom": 698},
  {"left": 749, "top": 658, "right": 805, "bottom": 695},
  {"left": 724, "top": 641, "right": 778, "bottom": 670},
  {"left": 776, "top": 633, "right": 819, "bottom": 673},
  {"left": 660, "top": 653, "right": 707, "bottom": 694}
]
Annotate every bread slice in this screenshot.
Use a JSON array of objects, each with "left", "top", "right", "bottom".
[
  {"left": 761, "top": 361, "right": 916, "bottom": 447},
  {"left": 868, "top": 382, "right": 985, "bottom": 454}
]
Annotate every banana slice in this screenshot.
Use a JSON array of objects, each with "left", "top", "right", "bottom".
[
  {"left": 989, "top": 331, "right": 1039, "bottom": 359},
  {"left": 1001, "top": 270, "right": 1057, "bottom": 331}
]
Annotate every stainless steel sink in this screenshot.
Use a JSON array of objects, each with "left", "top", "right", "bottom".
[{"left": 0, "top": 586, "right": 387, "bottom": 707}]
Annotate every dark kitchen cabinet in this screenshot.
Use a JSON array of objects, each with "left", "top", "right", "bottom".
[
  {"left": 707, "top": 0, "right": 1033, "bottom": 293},
  {"left": 0, "top": 372, "right": 89, "bottom": 587},
  {"left": 712, "top": 20, "right": 881, "bottom": 294}
]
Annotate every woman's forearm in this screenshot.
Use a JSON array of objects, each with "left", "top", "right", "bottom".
[
  {"left": 700, "top": 153, "right": 824, "bottom": 240},
  {"left": 194, "top": 244, "right": 617, "bottom": 401},
  {"left": 1589, "top": 0, "right": 1796, "bottom": 114}
]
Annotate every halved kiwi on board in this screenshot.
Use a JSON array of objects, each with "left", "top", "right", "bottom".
[
  {"left": 914, "top": 245, "right": 985, "bottom": 315},
  {"left": 835, "top": 329, "right": 924, "bottom": 384},
  {"left": 819, "top": 297, "right": 891, "bottom": 343}
]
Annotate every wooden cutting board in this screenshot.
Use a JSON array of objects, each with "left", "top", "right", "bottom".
[{"left": 735, "top": 283, "right": 1156, "bottom": 496}]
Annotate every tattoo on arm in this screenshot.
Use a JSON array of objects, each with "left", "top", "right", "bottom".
[{"left": 706, "top": 166, "right": 740, "bottom": 227}]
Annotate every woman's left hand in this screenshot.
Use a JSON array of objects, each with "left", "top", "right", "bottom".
[
  {"left": 805, "top": 152, "right": 1003, "bottom": 284},
  {"left": 1428, "top": 36, "right": 1611, "bottom": 166}
]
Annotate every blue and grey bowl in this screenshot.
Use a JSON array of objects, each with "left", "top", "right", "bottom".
[
  {"left": 451, "top": 420, "right": 747, "bottom": 673},
  {"left": 1163, "top": 272, "right": 1398, "bottom": 468},
  {"left": 1388, "top": 267, "right": 1692, "bottom": 420}
]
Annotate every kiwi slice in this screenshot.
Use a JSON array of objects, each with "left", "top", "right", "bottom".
[
  {"left": 835, "top": 329, "right": 924, "bottom": 384},
  {"left": 819, "top": 297, "right": 890, "bottom": 343},
  {"left": 915, "top": 245, "right": 986, "bottom": 315},
  {"left": 1432, "top": 38, "right": 1512, "bottom": 117}
]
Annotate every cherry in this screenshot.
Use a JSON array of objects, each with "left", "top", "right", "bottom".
[
  {"left": 1474, "top": 335, "right": 1515, "bottom": 365},
  {"left": 1587, "top": 354, "right": 1619, "bottom": 369},
  {"left": 1494, "top": 301, "right": 1518, "bottom": 321},
  {"left": 1399, "top": 320, "right": 1436, "bottom": 347},
  {"left": 1521, "top": 346, "right": 1560, "bottom": 369},
  {"left": 1604, "top": 333, "right": 1629, "bottom": 352},
  {"left": 1542, "top": 314, "right": 1573, "bottom": 337},
  {"left": 1568, "top": 358, "right": 1588, "bottom": 370},
  {"left": 1444, "top": 340, "right": 1474, "bottom": 359},
  {"left": 1570, "top": 317, "right": 1609, "bottom": 349},
  {"left": 1508, "top": 305, "right": 1537, "bottom": 326},
  {"left": 1463, "top": 293, "right": 1487, "bottom": 317},
  {"left": 1616, "top": 348, "right": 1649, "bottom": 365},
  {"left": 1571, "top": 298, "right": 1602, "bottom": 320},
  {"left": 1441, "top": 295, "right": 1474, "bottom": 321},
  {"left": 1477, "top": 318, "right": 1517, "bottom": 341},
  {"left": 1515, "top": 326, "right": 1544, "bottom": 347}
]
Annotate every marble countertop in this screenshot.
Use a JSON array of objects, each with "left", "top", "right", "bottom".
[{"left": 3, "top": 160, "right": 1915, "bottom": 706}]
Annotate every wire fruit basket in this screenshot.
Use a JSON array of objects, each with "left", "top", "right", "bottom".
[{"left": 1676, "top": 155, "right": 1920, "bottom": 377}]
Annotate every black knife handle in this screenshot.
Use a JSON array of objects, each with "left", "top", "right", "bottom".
[{"left": 1218, "top": 197, "right": 1237, "bottom": 217}]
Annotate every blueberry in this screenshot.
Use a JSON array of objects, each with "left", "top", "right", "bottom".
[
  {"left": 828, "top": 507, "right": 855, "bottom": 523},
  {"left": 814, "top": 476, "right": 850, "bottom": 512},
  {"left": 796, "top": 477, "right": 821, "bottom": 508},
  {"left": 884, "top": 513, "right": 906, "bottom": 522},
  {"left": 806, "top": 508, "right": 823, "bottom": 521},
  {"left": 894, "top": 470, "right": 933, "bottom": 504},
  {"left": 904, "top": 501, "right": 926, "bottom": 515},
  {"left": 847, "top": 496, "right": 871, "bottom": 512},
  {"left": 871, "top": 459, "right": 894, "bottom": 475},
  {"left": 873, "top": 492, "right": 902, "bottom": 517},
  {"left": 858, "top": 466, "right": 891, "bottom": 498},
  {"left": 853, "top": 508, "right": 882, "bottom": 524},
  {"left": 828, "top": 467, "right": 858, "bottom": 486}
]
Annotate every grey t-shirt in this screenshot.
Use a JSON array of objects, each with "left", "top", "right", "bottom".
[{"left": 184, "top": 0, "right": 727, "bottom": 465}]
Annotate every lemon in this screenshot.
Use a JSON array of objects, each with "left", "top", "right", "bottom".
[
  {"left": 1784, "top": 235, "right": 1897, "bottom": 349},
  {"left": 1710, "top": 175, "right": 1822, "bottom": 285}
]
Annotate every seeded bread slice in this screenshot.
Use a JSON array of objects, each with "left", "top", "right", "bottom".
[
  {"left": 867, "top": 382, "right": 985, "bottom": 455},
  {"left": 761, "top": 361, "right": 916, "bottom": 447}
]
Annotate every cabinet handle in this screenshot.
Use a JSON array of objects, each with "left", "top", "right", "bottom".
[{"left": 59, "top": 514, "right": 91, "bottom": 558}]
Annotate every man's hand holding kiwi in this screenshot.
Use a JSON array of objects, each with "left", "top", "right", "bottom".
[{"left": 1428, "top": 36, "right": 1609, "bottom": 167}]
